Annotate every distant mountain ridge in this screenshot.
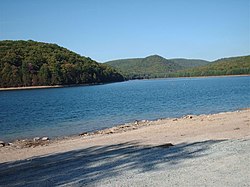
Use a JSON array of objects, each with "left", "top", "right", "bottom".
[
  {"left": 170, "top": 58, "right": 209, "bottom": 68},
  {"left": 173, "top": 55, "right": 250, "bottom": 77},
  {"left": 105, "top": 55, "right": 209, "bottom": 79}
]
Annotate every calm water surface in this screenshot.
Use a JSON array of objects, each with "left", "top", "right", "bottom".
[{"left": 0, "top": 76, "right": 249, "bottom": 141}]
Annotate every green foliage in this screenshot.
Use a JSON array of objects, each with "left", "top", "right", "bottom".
[
  {"left": 0, "top": 40, "right": 124, "bottom": 87},
  {"left": 105, "top": 55, "right": 209, "bottom": 79},
  {"left": 170, "top": 58, "right": 209, "bottom": 68},
  {"left": 106, "top": 54, "right": 250, "bottom": 79},
  {"left": 171, "top": 56, "right": 250, "bottom": 77}
]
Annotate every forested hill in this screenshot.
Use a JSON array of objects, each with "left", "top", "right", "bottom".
[
  {"left": 172, "top": 55, "right": 250, "bottom": 77},
  {"left": 105, "top": 55, "right": 209, "bottom": 79},
  {"left": 170, "top": 58, "right": 209, "bottom": 68},
  {"left": 0, "top": 40, "right": 124, "bottom": 88}
]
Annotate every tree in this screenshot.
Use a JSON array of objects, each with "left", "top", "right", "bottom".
[
  {"left": 38, "top": 64, "right": 50, "bottom": 85},
  {"left": 0, "top": 40, "right": 124, "bottom": 87},
  {"left": 49, "top": 62, "right": 62, "bottom": 85},
  {"left": 61, "top": 63, "right": 77, "bottom": 84},
  {"left": 21, "top": 61, "right": 31, "bottom": 86}
]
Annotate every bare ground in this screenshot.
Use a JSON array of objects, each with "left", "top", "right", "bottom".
[{"left": 0, "top": 109, "right": 249, "bottom": 186}]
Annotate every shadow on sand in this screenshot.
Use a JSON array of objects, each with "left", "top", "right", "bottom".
[{"left": 0, "top": 140, "right": 225, "bottom": 186}]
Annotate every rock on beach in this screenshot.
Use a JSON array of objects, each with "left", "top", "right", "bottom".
[{"left": 0, "top": 141, "right": 5, "bottom": 147}]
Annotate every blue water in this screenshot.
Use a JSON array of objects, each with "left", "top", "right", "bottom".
[{"left": 0, "top": 76, "right": 249, "bottom": 142}]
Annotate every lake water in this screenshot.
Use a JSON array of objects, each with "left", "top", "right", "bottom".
[{"left": 0, "top": 76, "right": 249, "bottom": 142}]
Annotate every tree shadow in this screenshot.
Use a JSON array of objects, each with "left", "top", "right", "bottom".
[{"left": 0, "top": 140, "right": 225, "bottom": 186}]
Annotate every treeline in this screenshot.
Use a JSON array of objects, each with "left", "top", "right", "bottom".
[
  {"left": 106, "top": 54, "right": 250, "bottom": 79},
  {"left": 169, "top": 55, "right": 250, "bottom": 77},
  {"left": 0, "top": 40, "right": 124, "bottom": 88},
  {"left": 121, "top": 73, "right": 172, "bottom": 80},
  {"left": 106, "top": 55, "right": 182, "bottom": 79},
  {"left": 105, "top": 55, "right": 209, "bottom": 79}
]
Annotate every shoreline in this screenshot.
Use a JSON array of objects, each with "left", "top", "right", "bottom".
[
  {"left": 2, "top": 107, "right": 249, "bottom": 144},
  {"left": 168, "top": 74, "right": 250, "bottom": 79},
  {"left": 0, "top": 85, "right": 64, "bottom": 91},
  {"left": 0, "top": 83, "right": 105, "bottom": 91},
  {"left": 0, "top": 109, "right": 249, "bottom": 163},
  {"left": 132, "top": 74, "right": 250, "bottom": 81},
  {"left": 0, "top": 74, "right": 249, "bottom": 91}
]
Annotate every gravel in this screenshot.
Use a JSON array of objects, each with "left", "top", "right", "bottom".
[{"left": 0, "top": 139, "right": 249, "bottom": 187}]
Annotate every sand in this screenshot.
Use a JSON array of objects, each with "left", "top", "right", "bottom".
[
  {"left": 0, "top": 109, "right": 249, "bottom": 186},
  {"left": 0, "top": 109, "right": 249, "bottom": 163},
  {"left": 0, "top": 83, "right": 106, "bottom": 91},
  {"left": 0, "top": 85, "right": 64, "bottom": 91}
]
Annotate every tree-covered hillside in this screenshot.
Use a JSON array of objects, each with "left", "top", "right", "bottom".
[
  {"left": 0, "top": 40, "right": 124, "bottom": 88},
  {"left": 170, "top": 58, "right": 209, "bottom": 68},
  {"left": 106, "top": 54, "right": 249, "bottom": 79},
  {"left": 106, "top": 55, "right": 182, "bottom": 79},
  {"left": 171, "top": 55, "right": 250, "bottom": 77},
  {"left": 105, "top": 55, "right": 209, "bottom": 79}
]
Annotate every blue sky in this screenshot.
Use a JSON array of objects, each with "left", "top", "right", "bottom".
[{"left": 0, "top": 0, "right": 249, "bottom": 62}]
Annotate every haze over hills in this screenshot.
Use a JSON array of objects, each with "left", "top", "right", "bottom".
[
  {"left": 105, "top": 55, "right": 209, "bottom": 79},
  {"left": 0, "top": 40, "right": 124, "bottom": 88}
]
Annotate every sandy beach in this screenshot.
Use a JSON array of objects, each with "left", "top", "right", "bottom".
[
  {"left": 0, "top": 109, "right": 249, "bottom": 186},
  {"left": 0, "top": 85, "right": 65, "bottom": 91},
  {"left": 0, "top": 83, "right": 106, "bottom": 91}
]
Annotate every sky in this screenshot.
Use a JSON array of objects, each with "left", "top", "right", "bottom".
[{"left": 0, "top": 0, "right": 249, "bottom": 62}]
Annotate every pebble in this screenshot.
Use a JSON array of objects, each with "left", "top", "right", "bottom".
[
  {"left": 41, "top": 137, "right": 49, "bottom": 141},
  {"left": 0, "top": 141, "right": 5, "bottom": 147},
  {"left": 79, "top": 132, "right": 88, "bottom": 136},
  {"left": 33, "top": 137, "right": 41, "bottom": 141},
  {"left": 184, "top": 115, "right": 193, "bottom": 119},
  {"left": 108, "top": 130, "right": 114, "bottom": 134}
]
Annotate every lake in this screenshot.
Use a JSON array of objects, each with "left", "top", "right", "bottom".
[{"left": 0, "top": 76, "right": 249, "bottom": 142}]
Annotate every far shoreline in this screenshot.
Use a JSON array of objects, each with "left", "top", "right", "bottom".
[
  {"left": 130, "top": 74, "right": 250, "bottom": 81},
  {"left": 0, "top": 74, "right": 249, "bottom": 91},
  {"left": 0, "top": 85, "right": 64, "bottom": 91},
  {"left": 0, "top": 82, "right": 107, "bottom": 91}
]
